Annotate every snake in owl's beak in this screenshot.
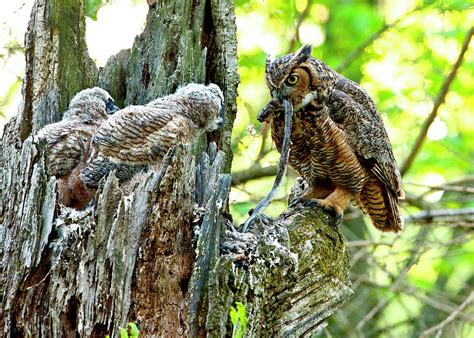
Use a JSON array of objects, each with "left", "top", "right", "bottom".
[{"left": 242, "top": 98, "right": 293, "bottom": 232}]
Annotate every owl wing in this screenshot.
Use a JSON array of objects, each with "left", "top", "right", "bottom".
[
  {"left": 80, "top": 151, "right": 145, "bottom": 187},
  {"left": 37, "top": 120, "right": 92, "bottom": 177},
  {"left": 92, "top": 105, "right": 194, "bottom": 166},
  {"left": 328, "top": 80, "right": 404, "bottom": 199}
]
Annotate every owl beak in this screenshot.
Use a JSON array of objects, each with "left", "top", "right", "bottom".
[
  {"left": 106, "top": 99, "right": 120, "bottom": 114},
  {"left": 215, "top": 118, "right": 224, "bottom": 129},
  {"left": 108, "top": 105, "right": 119, "bottom": 114},
  {"left": 218, "top": 105, "right": 226, "bottom": 126}
]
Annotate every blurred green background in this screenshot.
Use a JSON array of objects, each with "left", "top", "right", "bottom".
[{"left": 1, "top": 0, "right": 473, "bottom": 336}]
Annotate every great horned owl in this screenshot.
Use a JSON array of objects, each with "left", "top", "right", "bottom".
[
  {"left": 36, "top": 87, "right": 119, "bottom": 209},
  {"left": 80, "top": 83, "right": 224, "bottom": 186},
  {"left": 259, "top": 45, "right": 405, "bottom": 232}
]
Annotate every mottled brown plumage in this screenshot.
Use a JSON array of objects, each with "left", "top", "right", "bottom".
[
  {"left": 260, "top": 45, "right": 405, "bottom": 232},
  {"left": 81, "top": 83, "right": 224, "bottom": 186},
  {"left": 36, "top": 87, "right": 119, "bottom": 209}
]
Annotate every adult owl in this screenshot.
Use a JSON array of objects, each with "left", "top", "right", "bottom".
[
  {"left": 259, "top": 45, "right": 405, "bottom": 232},
  {"left": 81, "top": 83, "right": 224, "bottom": 186},
  {"left": 36, "top": 87, "right": 119, "bottom": 209}
]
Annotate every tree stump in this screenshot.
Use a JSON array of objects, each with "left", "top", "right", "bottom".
[{"left": 0, "top": 0, "right": 352, "bottom": 336}]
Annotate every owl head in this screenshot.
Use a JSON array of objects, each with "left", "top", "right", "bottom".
[
  {"left": 263, "top": 45, "right": 339, "bottom": 114},
  {"left": 174, "top": 83, "right": 225, "bottom": 131},
  {"left": 65, "top": 87, "right": 119, "bottom": 120}
]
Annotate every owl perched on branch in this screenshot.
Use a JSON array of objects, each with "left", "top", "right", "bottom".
[
  {"left": 81, "top": 83, "right": 224, "bottom": 186},
  {"left": 259, "top": 45, "right": 405, "bottom": 232},
  {"left": 36, "top": 87, "right": 119, "bottom": 209}
]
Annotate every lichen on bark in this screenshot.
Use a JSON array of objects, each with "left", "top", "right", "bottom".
[
  {"left": 202, "top": 205, "right": 352, "bottom": 337},
  {"left": 0, "top": 0, "right": 352, "bottom": 336}
]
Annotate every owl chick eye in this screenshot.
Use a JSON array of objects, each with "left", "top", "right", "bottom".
[{"left": 285, "top": 74, "right": 299, "bottom": 85}]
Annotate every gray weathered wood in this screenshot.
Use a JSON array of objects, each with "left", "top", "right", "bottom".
[
  {"left": 0, "top": 0, "right": 352, "bottom": 336},
  {"left": 196, "top": 195, "right": 352, "bottom": 337}
]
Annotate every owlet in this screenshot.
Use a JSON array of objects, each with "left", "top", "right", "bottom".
[{"left": 36, "top": 87, "right": 119, "bottom": 209}]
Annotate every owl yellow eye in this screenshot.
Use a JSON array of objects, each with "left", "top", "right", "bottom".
[{"left": 286, "top": 74, "right": 299, "bottom": 85}]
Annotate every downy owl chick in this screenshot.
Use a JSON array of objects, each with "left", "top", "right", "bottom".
[
  {"left": 81, "top": 83, "right": 225, "bottom": 186},
  {"left": 36, "top": 87, "right": 119, "bottom": 209}
]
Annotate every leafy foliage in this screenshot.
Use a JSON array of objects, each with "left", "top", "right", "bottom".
[
  {"left": 85, "top": 0, "right": 110, "bottom": 20},
  {"left": 230, "top": 301, "right": 248, "bottom": 338},
  {"left": 0, "top": 0, "right": 472, "bottom": 336},
  {"left": 119, "top": 322, "right": 140, "bottom": 338},
  {"left": 232, "top": 1, "right": 473, "bottom": 336}
]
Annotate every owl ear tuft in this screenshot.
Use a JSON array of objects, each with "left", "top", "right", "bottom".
[
  {"left": 297, "top": 44, "right": 312, "bottom": 59},
  {"left": 265, "top": 55, "right": 275, "bottom": 71},
  {"left": 288, "top": 44, "right": 312, "bottom": 70}
]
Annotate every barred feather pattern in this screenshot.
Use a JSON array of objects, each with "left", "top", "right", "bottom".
[
  {"left": 36, "top": 87, "right": 117, "bottom": 178},
  {"left": 35, "top": 87, "right": 118, "bottom": 208},
  {"left": 80, "top": 152, "right": 145, "bottom": 187},
  {"left": 262, "top": 45, "right": 404, "bottom": 232},
  {"left": 81, "top": 83, "right": 224, "bottom": 186}
]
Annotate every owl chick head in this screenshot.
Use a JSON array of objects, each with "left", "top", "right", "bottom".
[
  {"left": 174, "top": 83, "right": 225, "bottom": 131},
  {"left": 264, "top": 45, "right": 338, "bottom": 112},
  {"left": 65, "top": 87, "right": 119, "bottom": 120}
]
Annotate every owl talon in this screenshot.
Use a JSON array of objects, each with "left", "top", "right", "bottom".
[
  {"left": 290, "top": 197, "right": 343, "bottom": 221},
  {"left": 289, "top": 197, "right": 320, "bottom": 209},
  {"left": 301, "top": 199, "right": 321, "bottom": 208},
  {"left": 289, "top": 197, "right": 303, "bottom": 208},
  {"left": 319, "top": 203, "right": 344, "bottom": 223},
  {"left": 320, "top": 204, "right": 344, "bottom": 221}
]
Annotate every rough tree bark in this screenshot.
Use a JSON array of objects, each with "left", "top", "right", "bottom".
[{"left": 0, "top": 0, "right": 352, "bottom": 337}]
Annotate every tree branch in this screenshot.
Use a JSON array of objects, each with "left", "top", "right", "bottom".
[
  {"left": 405, "top": 208, "right": 474, "bottom": 224},
  {"left": 355, "top": 228, "right": 428, "bottom": 331},
  {"left": 336, "top": 7, "right": 420, "bottom": 72},
  {"left": 420, "top": 291, "right": 474, "bottom": 337},
  {"left": 286, "top": 0, "right": 313, "bottom": 53},
  {"left": 405, "top": 181, "right": 474, "bottom": 194},
  {"left": 400, "top": 27, "right": 474, "bottom": 176},
  {"left": 231, "top": 164, "right": 278, "bottom": 186}
]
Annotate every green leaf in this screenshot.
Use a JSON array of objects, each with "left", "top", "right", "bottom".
[
  {"left": 119, "top": 323, "right": 139, "bottom": 338},
  {"left": 230, "top": 305, "right": 238, "bottom": 326},
  {"left": 85, "top": 0, "right": 109, "bottom": 20},
  {"left": 230, "top": 302, "right": 248, "bottom": 338},
  {"left": 127, "top": 323, "right": 139, "bottom": 338},
  {"left": 119, "top": 327, "right": 129, "bottom": 338}
]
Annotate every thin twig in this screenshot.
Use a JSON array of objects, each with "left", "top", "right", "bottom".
[
  {"left": 286, "top": 0, "right": 313, "bottom": 53},
  {"left": 444, "top": 175, "right": 474, "bottom": 186},
  {"left": 231, "top": 164, "right": 278, "bottom": 186},
  {"left": 354, "top": 276, "right": 474, "bottom": 322},
  {"left": 355, "top": 228, "right": 429, "bottom": 331},
  {"left": 405, "top": 208, "right": 474, "bottom": 223},
  {"left": 366, "top": 318, "right": 417, "bottom": 336},
  {"left": 346, "top": 240, "right": 393, "bottom": 248},
  {"left": 256, "top": 124, "right": 270, "bottom": 162},
  {"left": 400, "top": 27, "right": 474, "bottom": 176},
  {"left": 420, "top": 291, "right": 474, "bottom": 337},
  {"left": 403, "top": 192, "right": 436, "bottom": 210},
  {"left": 440, "top": 141, "right": 474, "bottom": 166},
  {"left": 405, "top": 182, "right": 474, "bottom": 194},
  {"left": 405, "top": 288, "right": 474, "bottom": 323}
]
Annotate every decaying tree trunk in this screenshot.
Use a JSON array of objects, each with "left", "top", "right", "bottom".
[{"left": 0, "top": 0, "right": 352, "bottom": 336}]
